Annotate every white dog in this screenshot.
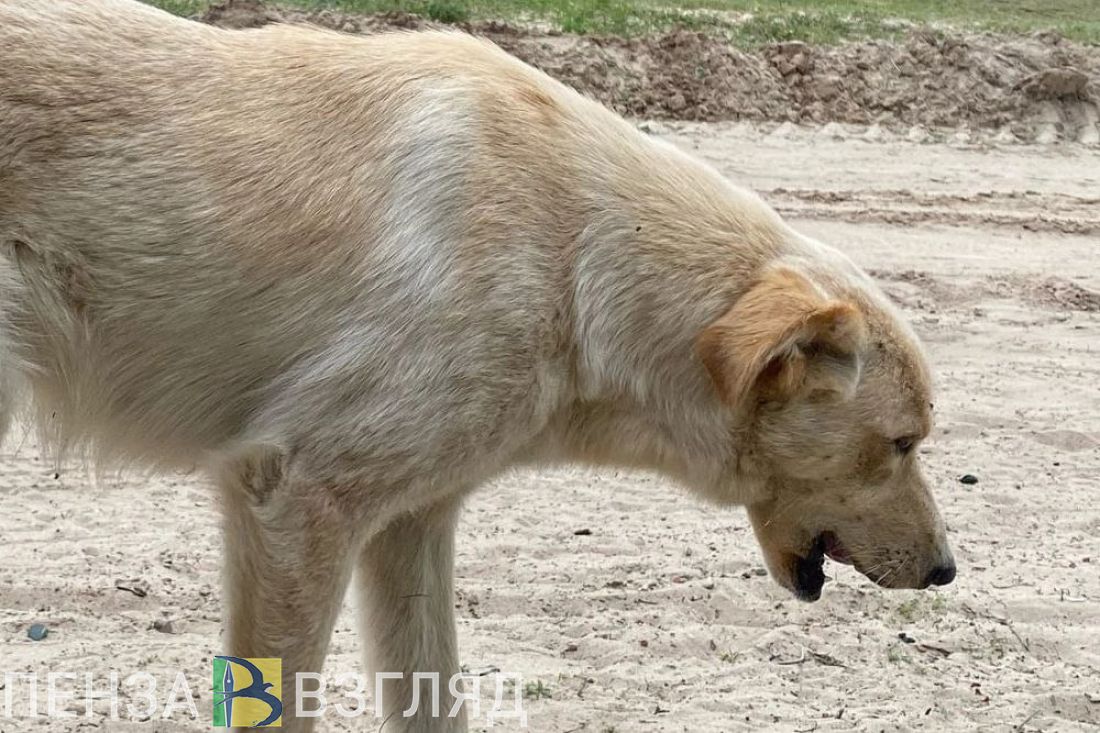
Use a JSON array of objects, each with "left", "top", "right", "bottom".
[{"left": 0, "top": 1, "right": 954, "bottom": 729}]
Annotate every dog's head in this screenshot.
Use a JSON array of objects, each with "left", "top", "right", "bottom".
[{"left": 698, "top": 264, "right": 954, "bottom": 601}]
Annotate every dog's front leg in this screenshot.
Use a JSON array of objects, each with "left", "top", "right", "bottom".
[
  {"left": 217, "top": 452, "right": 359, "bottom": 733},
  {"left": 356, "top": 496, "right": 466, "bottom": 732}
]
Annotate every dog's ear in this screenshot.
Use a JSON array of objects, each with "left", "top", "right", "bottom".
[{"left": 697, "top": 267, "right": 867, "bottom": 412}]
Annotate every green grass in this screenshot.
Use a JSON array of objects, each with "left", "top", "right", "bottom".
[
  {"left": 895, "top": 592, "right": 950, "bottom": 622},
  {"left": 146, "top": 0, "right": 1100, "bottom": 44},
  {"left": 522, "top": 679, "right": 552, "bottom": 700}
]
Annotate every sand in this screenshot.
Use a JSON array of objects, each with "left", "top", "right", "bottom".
[{"left": 1, "top": 124, "right": 1096, "bottom": 732}]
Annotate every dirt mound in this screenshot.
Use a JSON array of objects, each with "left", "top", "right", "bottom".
[
  {"left": 198, "top": 0, "right": 1100, "bottom": 140},
  {"left": 200, "top": 0, "right": 276, "bottom": 28},
  {"left": 202, "top": 0, "right": 431, "bottom": 34}
]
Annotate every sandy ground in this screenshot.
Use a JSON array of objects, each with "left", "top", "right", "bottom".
[{"left": 2, "top": 126, "right": 1099, "bottom": 732}]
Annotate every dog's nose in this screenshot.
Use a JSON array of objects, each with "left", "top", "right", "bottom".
[{"left": 924, "top": 562, "right": 956, "bottom": 587}]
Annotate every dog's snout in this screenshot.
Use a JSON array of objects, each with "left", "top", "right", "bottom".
[{"left": 924, "top": 562, "right": 956, "bottom": 587}]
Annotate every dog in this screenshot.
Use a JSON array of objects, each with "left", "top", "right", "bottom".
[{"left": 0, "top": 1, "right": 955, "bottom": 729}]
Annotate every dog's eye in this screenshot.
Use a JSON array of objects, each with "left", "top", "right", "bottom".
[{"left": 893, "top": 436, "right": 916, "bottom": 455}]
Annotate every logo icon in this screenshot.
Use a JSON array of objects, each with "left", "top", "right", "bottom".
[{"left": 213, "top": 656, "right": 283, "bottom": 728}]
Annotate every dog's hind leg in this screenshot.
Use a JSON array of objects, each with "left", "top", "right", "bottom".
[
  {"left": 216, "top": 446, "right": 359, "bottom": 733},
  {"left": 355, "top": 496, "right": 466, "bottom": 732}
]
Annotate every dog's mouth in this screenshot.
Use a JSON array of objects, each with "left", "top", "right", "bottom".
[
  {"left": 792, "top": 531, "right": 850, "bottom": 602},
  {"left": 821, "top": 531, "right": 852, "bottom": 565}
]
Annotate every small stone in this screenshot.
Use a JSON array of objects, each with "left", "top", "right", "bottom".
[
  {"left": 564, "top": 643, "right": 578, "bottom": 653},
  {"left": 753, "top": 567, "right": 768, "bottom": 577},
  {"left": 573, "top": 528, "right": 592, "bottom": 536},
  {"left": 898, "top": 631, "right": 916, "bottom": 644},
  {"left": 959, "top": 474, "right": 979, "bottom": 485},
  {"left": 27, "top": 624, "right": 48, "bottom": 641},
  {"left": 153, "top": 619, "right": 176, "bottom": 635},
  {"left": 702, "top": 578, "right": 716, "bottom": 590}
]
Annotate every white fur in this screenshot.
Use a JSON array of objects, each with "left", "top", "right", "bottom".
[{"left": 0, "top": 3, "right": 951, "bottom": 730}]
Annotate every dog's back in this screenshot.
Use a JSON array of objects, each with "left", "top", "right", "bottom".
[
  {"left": 0, "top": 0, "right": 785, "bottom": 487},
  {"left": 0, "top": 2, "right": 604, "bottom": 473}
]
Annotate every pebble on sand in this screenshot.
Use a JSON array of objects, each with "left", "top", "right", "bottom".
[
  {"left": 153, "top": 618, "right": 176, "bottom": 635},
  {"left": 959, "top": 474, "right": 979, "bottom": 485},
  {"left": 27, "top": 624, "right": 48, "bottom": 641}
]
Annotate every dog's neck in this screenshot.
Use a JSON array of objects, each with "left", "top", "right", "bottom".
[{"left": 542, "top": 132, "right": 815, "bottom": 504}]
